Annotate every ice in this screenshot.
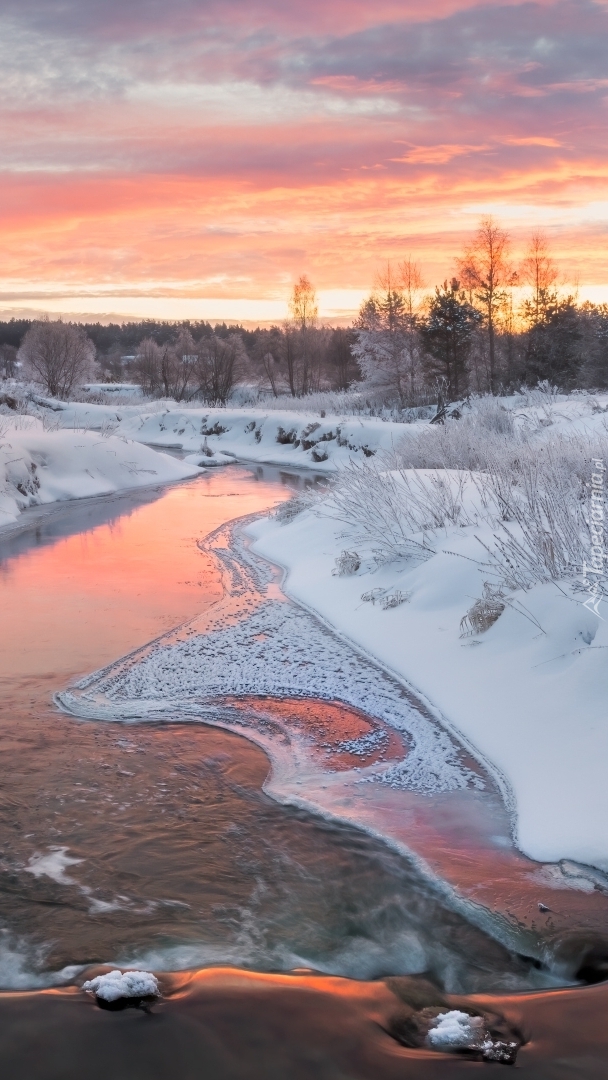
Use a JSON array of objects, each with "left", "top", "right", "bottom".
[{"left": 82, "top": 969, "right": 160, "bottom": 1002}]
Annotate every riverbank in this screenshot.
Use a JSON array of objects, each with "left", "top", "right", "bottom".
[
  {"left": 248, "top": 498, "right": 608, "bottom": 875},
  {"left": 2, "top": 965, "right": 608, "bottom": 1079},
  {"left": 0, "top": 415, "right": 200, "bottom": 530}
]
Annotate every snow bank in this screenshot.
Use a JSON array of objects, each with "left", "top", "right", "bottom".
[
  {"left": 25, "top": 387, "right": 608, "bottom": 474},
  {"left": 249, "top": 493, "right": 608, "bottom": 870},
  {"left": 34, "top": 399, "right": 411, "bottom": 471},
  {"left": 0, "top": 416, "right": 199, "bottom": 529},
  {"left": 82, "top": 969, "right": 159, "bottom": 1002}
]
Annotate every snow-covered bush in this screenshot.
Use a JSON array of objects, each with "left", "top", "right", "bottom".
[{"left": 332, "top": 549, "right": 361, "bottom": 575}]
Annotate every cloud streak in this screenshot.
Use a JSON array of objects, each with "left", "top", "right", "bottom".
[{"left": 0, "top": 0, "right": 607, "bottom": 313}]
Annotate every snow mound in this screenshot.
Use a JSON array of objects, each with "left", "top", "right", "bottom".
[
  {"left": 183, "top": 450, "right": 235, "bottom": 468},
  {"left": 82, "top": 969, "right": 160, "bottom": 1002}
]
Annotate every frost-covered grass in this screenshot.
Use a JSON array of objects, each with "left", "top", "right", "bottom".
[
  {"left": 319, "top": 395, "right": 608, "bottom": 596},
  {"left": 233, "top": 386, "right": 435, "bottom": 421},
  {"left": 250, "top": 392, "right": 608, "bottom": 870}
]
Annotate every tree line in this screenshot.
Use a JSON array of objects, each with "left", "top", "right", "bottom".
[{"left": 2, "top": 219, "right": 608, "bottom": 403}]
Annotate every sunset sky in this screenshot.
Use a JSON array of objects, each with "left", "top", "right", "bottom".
[{"left": 1, "top": 0, "right": 607, "bottom": 323}]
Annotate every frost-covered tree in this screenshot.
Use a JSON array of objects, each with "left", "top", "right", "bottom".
[
  {"left": 18, "top": 320, "right": 95, "bottom": 398},
  {"left": 133, "top": 337, "right": 163, "bottom": 396},
  {"left": 421, "top": 280, "right": 481, "bottom": 399},
  {"left": 353, "top": 263, "right": 423, "bottom": 406}
]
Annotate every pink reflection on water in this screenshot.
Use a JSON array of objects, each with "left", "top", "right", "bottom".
[{"left": 0, "top": 470, "right": 286, "bottom": 684}]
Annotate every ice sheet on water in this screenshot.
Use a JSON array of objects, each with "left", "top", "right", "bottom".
[{"left": 58, "top": 520, "right": 481, "bottom": 797}]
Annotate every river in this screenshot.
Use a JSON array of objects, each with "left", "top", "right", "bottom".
[{"left": 0, "top": 466, "right": 607, "bottom": 1077}]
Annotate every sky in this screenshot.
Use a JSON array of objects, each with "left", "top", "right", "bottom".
[{"left": 1, "top": 0, "right": 607, "bottom": 323}]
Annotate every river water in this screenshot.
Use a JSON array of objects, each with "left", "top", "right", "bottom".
[{"left": 1, "top": 466, "right": 607, "bottom": 1077}]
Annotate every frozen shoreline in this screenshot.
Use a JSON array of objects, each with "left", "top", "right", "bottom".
[
  {"left": 0, "top": 416, "right": 200, "bottom": 531},
  {"left": 248, "top": 505, "right": 608, "bottom": 873}
]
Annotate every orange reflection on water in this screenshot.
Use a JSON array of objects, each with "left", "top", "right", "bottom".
[{"left": 223, "top": 696, "right": 407, "bottom": 771}]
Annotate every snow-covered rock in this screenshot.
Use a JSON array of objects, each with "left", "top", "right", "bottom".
[
  {"left": 427, "top": 1010, "right": 483, "bottom": 1049},
  {"left": 82, "top": 969, "right": 160, "bottom": 1002}
]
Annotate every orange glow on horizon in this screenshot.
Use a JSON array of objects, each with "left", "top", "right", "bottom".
[{"left": 1, "top": 0, "right": 607, "bottom": 318}]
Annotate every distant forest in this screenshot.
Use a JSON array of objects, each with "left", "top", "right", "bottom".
[{"left": 2, "top": 222, "right": 608, "bottom": 403}]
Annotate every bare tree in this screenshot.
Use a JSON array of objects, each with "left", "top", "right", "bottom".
[
  {"left": 399, "top": 257, "right": 425, "bottom": 322},
  {"left": 253, "top": 327, "right": 284, "bottom": 397},
  {"left": 18, "top": 320, "right": 95, "bottom": 398},
  {"left": 195, "top": 333, "right": 245, "bottom": 404},
  {"left": 399, "top": 256, "right": 426, "bottom": 397},
  {"left": 287, "top": 275, "right": 318, "bottom": 395},
  {"left": 162, "top": 329, "right": 199, "bottom": 401},
  {"left": 520, "top": 231, "right": 559, "bottom": 326},
  {"left": 289, "top": 275, "right": 318, "bottom": 330},
  {"left": 458, "top": 218, "right": 512, "bottom": 394},
  {"left": 133, "top": 337, "right": 163, "bottom": 396}
]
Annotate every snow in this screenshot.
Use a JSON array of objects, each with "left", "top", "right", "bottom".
[
  {"left": 427, "top": 1010, "right": 483, "bottom": 1049},
  {"left": 0, "top": 415, "right": 200, "bottom": 530},
  {"left": 15, "top": 387, "right": 608, "bottom": 871},
  {"left": 17, "top": 386, "right": 608, "bottom": 480},
  {"left": 29, "top": 398, "right": 412, "bottom": 471},
  {"left": 82, "top": 969, "right": 159, "bottom": 1002},
  {"left": 248, "top": 487, "right": 608, "bottom": 871}
]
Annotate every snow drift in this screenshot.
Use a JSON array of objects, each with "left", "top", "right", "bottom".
[{"left": 0, "top": 415, "right": 199, "bottom": 529}]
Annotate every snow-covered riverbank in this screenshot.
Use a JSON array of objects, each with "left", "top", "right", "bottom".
[
  {"left": 0, "top": 416, "right": 199, "bottom": 530},
  {"left": 28, "top": 398, "right": 418, "bottom": 471},
  {"left": 248, "top": 492, "right": 608, "bottom": 874},
  {"left": 5, "top": 389, "right": 608, "bottom": 878}
]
